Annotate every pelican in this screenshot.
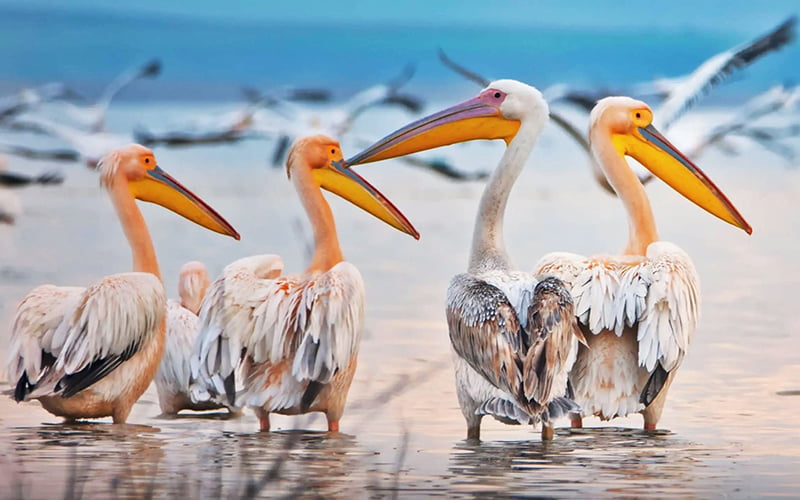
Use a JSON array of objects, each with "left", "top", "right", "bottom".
[
  {"left": 347, "top": 80, "right": 586, "bottom": 440},
  {"left": 6, "top": 144, "right": 239, "bottom": 423},
  {"left": 439, "top": 14, "right": 797, "bottom": 195},
  {"left": 0, "top": 82, "right": 78, "bottom": 123},
  {"left": 60, "top": 59, "right": 161, "bottom": 133},
  {"left": 155, "top": 261, "right": 235, "bottom": 415},
  {"left": 191, "top": 134, "right": 418, "bottom": 432},
  {"left": 532, "top": 97, "right": 751, "bottom": 430},
  {"left": 11, "top": 114, "right": 131, "bottom": 168}
]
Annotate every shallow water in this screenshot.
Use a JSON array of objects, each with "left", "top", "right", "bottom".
[{"left": 0, "top": 103, "right": 799, "bottom": 498}]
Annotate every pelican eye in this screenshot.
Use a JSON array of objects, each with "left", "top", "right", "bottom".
[
  {"left": 331, "top": 148, "right": 336, "bottom": 154},
  {"left": 635, "top": 112, "right": 641, "bottom": 119},
  {"left": 494, "top": 92, "right": 501, "bottom": 99},
  {"left": 144, "top": 157, "right": 151, "bottom": 164}
]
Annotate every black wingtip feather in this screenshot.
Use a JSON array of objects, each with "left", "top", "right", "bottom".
[
  {"left": 640, "top": 365, "right": 670, "bottom": 406},
  {"left": 14, "top": 373, "right": 29, "bottom": 402},
  {"left": 300, "top": 381, "right": 325, "bottom": 413}
]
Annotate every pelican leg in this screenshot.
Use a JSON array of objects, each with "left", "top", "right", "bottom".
[
  {"left": 466, "top": 424, "right": 481, "bottom": 441},
  {"left": 641, "top": 370, "right": 675, "bottom": 431},
  {"left": 541, "top": 424, "right": 555, "bottom": 441},
  {"left": 254, "top": 407, "right": 270, "bottom": 432},
  {"left": 327, "top": 420, "right": 340, "bottom": 433},
  {"left": 112, "top": 404, "right": 133, "bottom": 424},
  {"left": 570, "top": 414, "right": 583, "bottom": 428}
]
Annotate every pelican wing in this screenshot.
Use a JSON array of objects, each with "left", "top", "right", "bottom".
[
  {"left": 193, "top": 256, "right": 365, "bottom": 411},
  {"left": 191, "top": 254, "right": 285, "bottom": 403},
  {"left": 7, "top": 285, "right": 84, "bottom": 397},
  {"left": 156, "top": 300, "right": 197, "bottom": 395},
  {"left": 523, "top": 277, "right": 580, "bottom": 405},
  {"left": 11, "top": 273, "right": 165, "bottom": 400},
  {"left": 447, "top": 273, "right": 577, "bottom": 416},
  {"left": 657, "top": 16, "right": 797, "bottom": 130},
  {"left": 620, "top": 242, "right": 700, "bottom": 373},
  {"left": 536, "top": 244, "right": 699, "bottom": 374},
  {"left": 447, "top": 273, "right": 525, "bottom": 398}
]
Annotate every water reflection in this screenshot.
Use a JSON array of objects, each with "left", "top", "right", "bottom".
[
  {"left": 7, "top": 423, "right": 165, "bottom": 498},
  {"left": 447, "top": 428, "right": 732, "bottom": 498}
]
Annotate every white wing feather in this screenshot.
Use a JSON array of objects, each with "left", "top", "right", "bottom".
[
  {"left": 7, "top": 285, "right": 84, "bottom": 383},
  {"left": 536, "top": 244, "right": 699, "bottom": 373},
  {"left": 192, "top": 255, "right": 365, "bottom": 410},
  {"left": 156, "top": 299, "right": 196, "bottom": 395},
  {"left": 10, "top": 273, "right": 165, "bottom": 397}
]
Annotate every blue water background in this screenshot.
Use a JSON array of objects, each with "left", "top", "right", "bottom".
[{"left": 0, "top": 5, "right": 797, "bottom": 101}]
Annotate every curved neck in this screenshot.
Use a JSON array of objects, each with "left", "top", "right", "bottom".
[
  {"left": 590, "top": 129, "right": 659, "bottom": 255},
  {"left": 108, "top": 181, "right": 161, "bottom": 279},
  {"left": 291, "top": 163, "right": 343, "bottom": 273},
  {"left": 468, "top": 120, "right": 542, "bottom": 273}
]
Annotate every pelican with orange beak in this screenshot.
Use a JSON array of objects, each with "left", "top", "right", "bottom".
[
  {"left": 7, "top": 144, "right": 239, "bottom": 424},
  {"left": 533, "top": 97, "right": 750, "bottom": 430},
  {"left": 191, "top": 134, "right": 418, "bottom": 432},
  {"left": 347, "top": 83, "right": 751, "bottom": 437},
  {"left": 348, "top": 80, "right": 585, "bottom": 440}
]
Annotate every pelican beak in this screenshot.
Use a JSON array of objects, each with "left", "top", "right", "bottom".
[
  {"left": 128, "top": 165, "right": 241, "bottom": 240},
  {"left": 614, "top": 124, "right": 752, "bottom": 234},
  {"left": 315, "top": 159, "right": 419, "bottom": 239},
  {"left": 346, "top": 92, "right": 520, "bottom": 166}
]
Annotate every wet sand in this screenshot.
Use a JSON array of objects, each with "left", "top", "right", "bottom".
[{"left": 1, "top": 104, "right": 799, "bottom": 498}]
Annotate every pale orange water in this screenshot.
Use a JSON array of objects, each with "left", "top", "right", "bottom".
[{"left": 0, "top": 104, "right": 798, "bottom": 498}]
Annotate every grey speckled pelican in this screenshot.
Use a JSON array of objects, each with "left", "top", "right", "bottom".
[{"left": 347, "top": 80, "right": 586, "bottom": 441}]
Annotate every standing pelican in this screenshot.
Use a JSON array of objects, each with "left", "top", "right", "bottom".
[
  {"left": 191, "top": 134, "right": 418, "bottom": 432},
  {"left": 155, "top": 261, "right": 234, "bottom": 415},
  {"left": 534, "top": 97, "right": 751, "bottom": 429},
  {"left": 347, "top": 80, "right": 586, "bottom": 440},
  {"left": 6, "top": 144, "right": 239, "bottom": 423}
]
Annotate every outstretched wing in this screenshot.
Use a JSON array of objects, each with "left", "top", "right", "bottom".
[
  {"left": 657, "top": 16, "right": 796, "bottom": 130},
  {"left": 12, "top": 273, "right": 165, "bottom": 400}
]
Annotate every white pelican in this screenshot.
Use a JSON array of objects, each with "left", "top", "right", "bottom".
[
  {"left": 155, "top": 261, "right": 234, "bottom": 415},
  {"left": 6, "top": 144, "right": 239, "bottom": 423},
  {"left": 347, "top": 80, "right": 586, "bottom": 440},
  {"left": 439, "top": 15, "right": 797, "bottom": 195},
  {"left": 60, "top": 59, "right": 161, "bottom": 133},
  {"left": 191, "top": 134, "right": 418, "bottom": 432},
  {"left": 533, "top": 97, "right": 751, "bottom": 430},
  {"left": 0, "top": 82, "right": 77, "bottom": 123},
  {"left": 11, "top": 114, "right": 131, "bottom": 168}
]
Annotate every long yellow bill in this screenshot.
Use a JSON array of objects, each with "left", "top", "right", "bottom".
[
  {"left": 347, "top": 89, "right": 520, "bottom": 166},
  {"left": 315, "top": 159, "right": 419, "bottom": 239},
  {"left": 128, "top": 165, "right": 240, "bottom": 239},
  {"left": 614, "top": 124, "right": 752, "bottom": 234}
]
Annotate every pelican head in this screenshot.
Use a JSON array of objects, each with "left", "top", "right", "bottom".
[
  {"left": 346, "top": 79, "right": 547, "bottom": 166},
  {"left": 287, "top": 135, "right": 419, "bottom": 239},
  {"left": 99, "top": 144, "right": 240, "bottom": 239},
  {"left": 591, "top": 97, "right": 752, "bottom": 234},
  {"left": 178, "top": 261, "right": 210, "bottom": 315}
]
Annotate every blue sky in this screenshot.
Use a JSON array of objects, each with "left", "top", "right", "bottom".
[{"left": 2, "top": 0, "right": 797, "bottom": 32}]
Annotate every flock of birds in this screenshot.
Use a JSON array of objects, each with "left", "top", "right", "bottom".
[{"left": 2, "top": 17, "right": 797, "bottom": 439}]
